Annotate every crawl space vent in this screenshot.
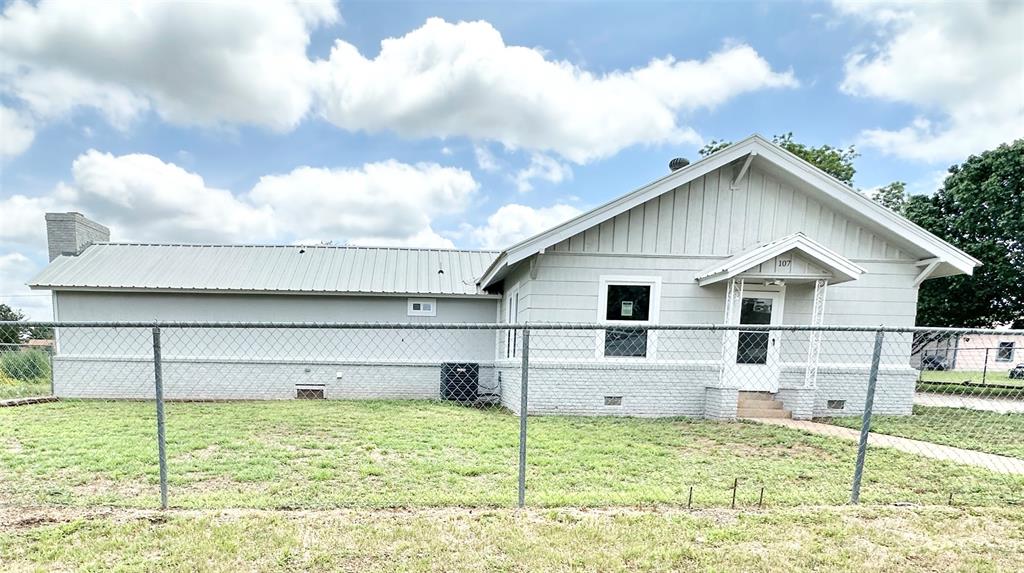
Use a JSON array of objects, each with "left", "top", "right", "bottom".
[
  {"left": 604, "top": 396, "right": 623, "bottom": 406},
  {"left": 827, "top": 399, "right": 846, "bottom": 410},
  {"left": 296, "top": 383, "right": 326, "bottom": 400}
]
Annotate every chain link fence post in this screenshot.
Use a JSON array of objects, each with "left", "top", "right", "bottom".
[
  {"left": 152, "top": 326, "right": 168, "bottom": 510},
  {"left": 982, "top": 347, "right": 989, "bottom": 385},
  {"left": 850, "top": 329, "right": 884, "bottom": 504},
  {"left": 517, "top": 327, "right": 530, "bottom": 508}
]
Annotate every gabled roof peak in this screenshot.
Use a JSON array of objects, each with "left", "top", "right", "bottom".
[
  {"left": 479, "top": 134, "right": 979, "bottom": 288},
  {"left": 695, "top": 233, "right": 866, "bottom": 286}
]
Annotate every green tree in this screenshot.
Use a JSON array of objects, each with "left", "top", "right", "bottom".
[
  {"left": 908, "top": 140, "right": 1024, "bottom": 327},
  {"left": 698, "top": 133, "right": 859, "bottom": 185},
  {"left": 872, "top": 181, "right": 907, "bottom": 212},
  {"left": 0, "top": 304, "right": 27, "bottom": 347}
]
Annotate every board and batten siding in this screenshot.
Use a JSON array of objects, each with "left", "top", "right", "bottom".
[
  {"left": 551, "top": 164, "right": 914, "bottom": 260},
  {"left": 509, "top": 162, "right": 923, "bottom": 372}
]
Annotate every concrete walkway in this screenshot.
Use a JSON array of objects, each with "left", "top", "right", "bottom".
[
  {"left": 747, "top": 417, "right": 1024, "bottom": 475},
  {"left": 914, "top": 392, "right": 1024, "bottom": 414}
]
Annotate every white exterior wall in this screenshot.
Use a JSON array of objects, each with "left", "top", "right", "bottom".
[
  {"left": 51, "top": 291, "right": 499, "bottom": 400},
  {"left": 496, "top": 162, "right": 924, "bottom": 417},
  {"left": 54, "top": 358, "right": 497, "bottom": 401}
]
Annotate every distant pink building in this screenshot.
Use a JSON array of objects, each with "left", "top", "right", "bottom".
[{"left": 918, "top": 331, "right": 1022, "bottom": 372}]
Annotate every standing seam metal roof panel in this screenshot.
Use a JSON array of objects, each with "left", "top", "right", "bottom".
[{"left": 28, "top": 243, "right": 500, "bottom": 296}]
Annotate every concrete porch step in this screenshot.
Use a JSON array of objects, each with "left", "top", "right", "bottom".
[
  {"left": 737, "top": 407, "right": 792, "bottom": 419},
  {"left": 737, "top": 391, "right": 792, "bottom": 419},
  {"left": 737, "top": 391, "right": 775, "bottom": 401},
  {"left": 738, "top": 398, "right": 784, "bottom": 410}
]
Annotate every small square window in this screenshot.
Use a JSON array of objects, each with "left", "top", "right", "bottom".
[
  {"left": 606, "top": 285, "right": 651, "bottom": 321},
  {"left": 996, "top": 342, "right": 1014, "bottom": 362},
  {"left": 599, "top": 279, "right": 659, "bottom": 359},
  {"left": 408, "top": 298, "right": 437, "bottom": 317}
]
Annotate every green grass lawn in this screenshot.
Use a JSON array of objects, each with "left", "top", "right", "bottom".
[
  {"left": 825, "top": 405, "right": 1024, "bottom": 460},
  {"left": 916, "top": 369, "right": 1024, "bottom": 398},
  {"left": 0, "top": 375, "right": 52, "bottom": 399},
  {"left": 919, "top": 370, "right": 1021, "bottom": 385},
  {"left": 2, "top": 506, "right": 1022, "bottom": 572},
  {"left": 1, "top": 400, "right": 1022, "bottom": 510}
]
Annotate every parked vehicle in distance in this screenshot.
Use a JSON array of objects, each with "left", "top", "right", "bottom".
[
  {"left": 919, "top": 354, "right": 950, "bottom": 371},
  {"left": 1009, "top": 363, "right": 1024, "bottom": 380}
]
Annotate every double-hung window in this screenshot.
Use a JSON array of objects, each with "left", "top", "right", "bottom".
[
  {"left": 598, "top": 276, "right": 661, "bottom": 358},
  {"left": 997, "top": 341, "right": 1015, "bottom": 362}
]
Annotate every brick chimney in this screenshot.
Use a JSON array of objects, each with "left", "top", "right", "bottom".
[{"left": 45, "top": 212, "right": 110, "bottom": 261}]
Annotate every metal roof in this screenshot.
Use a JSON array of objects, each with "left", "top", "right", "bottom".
[{"left": 28, "top": 243, "right": 500, "bottom": 297}]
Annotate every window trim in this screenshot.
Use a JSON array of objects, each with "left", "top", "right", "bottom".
[
  {"left": 996, "top": 341, "right": 1015, "bottom": 362},
  {"left": 504, "top": 286, "right": 520, "bottom": 359},
  {"left": 407, "top": 298, "right": 437, "bottom": 317},
  {"left": 596, "top": 275, "right": 662, "bottom": 359}
]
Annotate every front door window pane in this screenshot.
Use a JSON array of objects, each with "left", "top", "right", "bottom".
[{"left": 736, "top": 297, "right": 772, "bottom": 365}]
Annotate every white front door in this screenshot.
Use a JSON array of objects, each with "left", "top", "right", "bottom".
[{"left": 731, "top": 291, "right": 783, "bottom": 392}]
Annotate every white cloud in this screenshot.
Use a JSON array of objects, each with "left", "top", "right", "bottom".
[
  {"left": 67, "top": 150, "right": 276, "bottom": 243},
  {"left": 514, "top": 154, "right": 573, "bottom": 193},
  {"left": 316, "top": 17, "right": 797, "bottom": 163},
  {"left": 0, "top": 151, "right": 477, "bottom": 251},
  {"left": 0, "top": 105, "right": 35, "bottom": 158},
  {"left": 0, "top": 252, "right": 51, "bottom": 320},
  {"left": 0, "top": 0, "right": 338, "bottom": 134},
  {"left": 0, "top": 8, "right": 796, "bottom": 162},
  {"left": 474, "top": 145, "right": 500, "bottom": 172},
  {"left": 0, "top": 193, "right": 64, "bottom": 247},
  {"left": 248, "top": 161, "right": 477, "bottom": 247},
  {"left": 348, "top": 229, "right": 455, "bottom": 249},
  {"left": 836, "top": 0, "right": 1024, "bottom": 161},
  {"left": 470, "top": 203, "right": 582, "bottom": 250}
]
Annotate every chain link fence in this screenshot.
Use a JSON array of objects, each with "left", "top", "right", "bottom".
[{"left": 0, "top": 321, "right": 1021, "bottom": 509}]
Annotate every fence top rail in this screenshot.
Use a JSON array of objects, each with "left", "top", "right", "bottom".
[{"left": 1, "top": 320, "right": 1021, "bottom": 335}]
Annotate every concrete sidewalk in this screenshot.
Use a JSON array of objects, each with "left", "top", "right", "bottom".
[
  {"left": 914, "top": 392, "right": 1024, "bottom": 414},
  {"left": 747, "top": 417, "right": 1024, "bottom": 475}
]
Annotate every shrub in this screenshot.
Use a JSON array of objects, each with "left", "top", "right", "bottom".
[{"left": 0, "top": 349, "right": 51, "bottom": 382}]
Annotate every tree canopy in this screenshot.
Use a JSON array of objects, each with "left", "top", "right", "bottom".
[
  {"left": 0, "top": 304, "right": 52, "bottom": 346},
  {"left": 0, "top": 304, "right": 27, "bottom": 346},
  {"left": 699, "top": 133, "right": 859, "bottom": 185},
  {"left": 897, "top": 140, "right": 1023, "bottom": 327}
]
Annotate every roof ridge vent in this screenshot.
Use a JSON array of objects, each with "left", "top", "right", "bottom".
[{"left": 669, "top": 157, "right": 690, "bottom": 172}]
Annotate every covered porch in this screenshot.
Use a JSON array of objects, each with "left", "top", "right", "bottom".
[{"left": 695, "top": 233, "right": 866, "bottom": 418}]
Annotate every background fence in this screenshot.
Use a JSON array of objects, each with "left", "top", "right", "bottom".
[{"left": 1, "top": 321, "right": 1021, "bottom": 510}]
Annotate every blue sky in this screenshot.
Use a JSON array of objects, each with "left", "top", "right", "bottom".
[{"left": 1, "top": 0, "right": 1022, "bottom": 318}]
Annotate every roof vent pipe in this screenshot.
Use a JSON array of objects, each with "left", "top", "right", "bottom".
[{"left": 669, "top": 157, "right": 690, "bottom": 172}]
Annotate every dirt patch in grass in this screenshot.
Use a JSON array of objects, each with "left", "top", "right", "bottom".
[{"left": 2, "top": 505, "right": 1023, "bottom": 572}]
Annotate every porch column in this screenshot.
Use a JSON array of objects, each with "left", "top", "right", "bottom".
[
  {"left": 803, "top": 278, "right": 828, "bottom": 387},
  {"left": 719, "top": 278, "right": 744, "bottom": 386}
]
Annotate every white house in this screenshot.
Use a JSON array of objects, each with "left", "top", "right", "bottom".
[{"left": 28, "top": 135, "right": 979, "bottom": 419}]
